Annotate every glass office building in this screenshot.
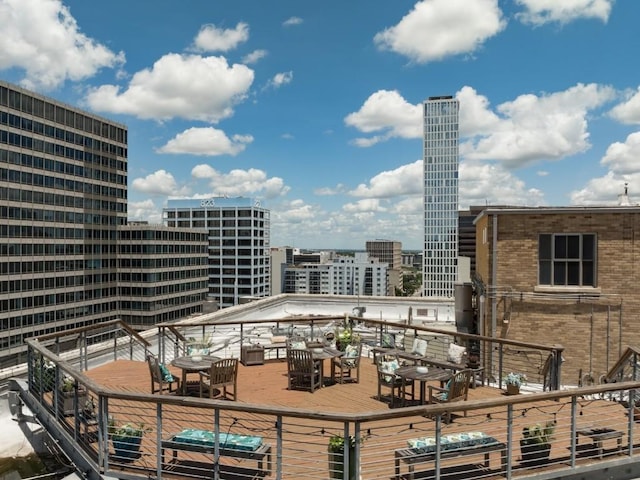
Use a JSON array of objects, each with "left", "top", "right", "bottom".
[{"left": 423, "top": 96, "right": 460, "bottom": 298}]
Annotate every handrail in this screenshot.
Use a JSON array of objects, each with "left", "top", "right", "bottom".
[{"left": 33, "top": 319, "right": 151, "bottom": 347}]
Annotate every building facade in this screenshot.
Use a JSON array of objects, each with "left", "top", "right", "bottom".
[
  {"left": 366, "top": 239, "right": 402, "bottom": 295},
  {"left": 475, "top": 205, "right": 640, "bottom": 383},
  {"left": 423, "top": 95, "right": 460, "bottom": 298},
  {"left": 283, "top": 252, "right": 388, "bottom": 296},
  {"left": 117, "top": 223, "right": 209, "bottom": 329},
  {"left": 164, "top": 197, "right": 270, "bottom": 308},
  {"left": 0, "top": 81, "right": 128, "bottom": 366}
]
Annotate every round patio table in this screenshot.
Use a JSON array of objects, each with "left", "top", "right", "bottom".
[
  {"left": 395, "top": 365, "right": 450, "bottom": 405},
  {"left": 171, "top": 355, "right": 220, "bottom": 395}
]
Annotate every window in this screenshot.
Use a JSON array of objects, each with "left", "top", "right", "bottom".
[{"left": 539, "top": 234, "right": 596, "bottom": 287}]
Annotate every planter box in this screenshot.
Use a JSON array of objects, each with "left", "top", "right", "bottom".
[
  {"left": 58, "top": 389, "right": 88, "bottom": 416},
  {"left": 241, "top": 345, "right": 264, "bottom": 366}
]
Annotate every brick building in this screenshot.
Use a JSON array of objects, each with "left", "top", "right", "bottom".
[{"left": 474, "top": 205, "right": 640, "bottom": 384}]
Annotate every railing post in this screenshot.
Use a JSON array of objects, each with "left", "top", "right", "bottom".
[
  {"left": 276, "top": 415, "right": 282, "bottom": 479},
  {"left": 570, "top": 395, "right": 577, "bottom": 467},
  {"left": 353, "top": 422, "right": 360, "bottom": 480},
  {"left": 214, "top": 409, "right": 220, "bottom": 480},
  {"left": 343, "top": 422, "right": 350, "bottom": 480},
  {"left": 506, "top": 403, "right": 513, "bottom": 479},
  {"left": 434, "top": 415, "right": 442, "bottom": 480},
  {"left": 629, "top": 388, "right": 636, "bottom": 457},
  {"left": 498, "top": 343, "right": 504, "bottom": 389},
  {"left": 156, "top": 401, "right": 163, "bottom": 479}
]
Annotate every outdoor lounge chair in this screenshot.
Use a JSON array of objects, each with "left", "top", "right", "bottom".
[{"left": 199, "top": 358, "right": 238, "bottom": 400}]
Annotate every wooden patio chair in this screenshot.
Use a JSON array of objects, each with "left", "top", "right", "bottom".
[
  {"left": 331, "top": 342, "right": 362, "bottom": 384},
  {"left": 199, "top": 358, "right": 238, "bottom": 400},
  {"left": 147, "top": 354, "right": 180, "bottom": 395},
  {"left": 428, "top": 369, "right": 471, "bottom": 422},
  {"left": 287, "top": 348, "right": 322, "bottom": 393},
  {"left": 376, "top": 355, "right": 413, "bottom": 407}
]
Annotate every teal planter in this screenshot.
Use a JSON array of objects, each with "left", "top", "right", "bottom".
[{"left": 112, "top": 436, "right": 142, "bottom": 460}]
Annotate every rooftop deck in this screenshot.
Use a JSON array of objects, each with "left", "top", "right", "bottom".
[{"left": 18, "top": 319, "right": 640, "bottom": 480}]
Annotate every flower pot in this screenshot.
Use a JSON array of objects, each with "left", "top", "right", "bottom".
[
  {"left": 520, "top": 441, "right": 551, "bottom": 466},
  {"left": 328, "top": 444, "right": 357, "bottom": 480},
  {"left": 506, "top": 384, "right": 520, "bottom": 395},
  {"left": 58, "top": 388, "right": 88, "bottom": 416},
  {"left": 112, "top": 435, "right": 142, "bottom": 460}
]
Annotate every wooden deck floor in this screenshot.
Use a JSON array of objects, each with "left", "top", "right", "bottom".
[{"left": 79, "top": 356, "right": 634, "bottom": 480}]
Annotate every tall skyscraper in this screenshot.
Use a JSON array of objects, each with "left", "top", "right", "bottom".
[
  {"left": 164, "top": 197, "right": 270, "bottom": 308},
  {"left": 423, "top": 95, "right": 460, "bottom": 298}
]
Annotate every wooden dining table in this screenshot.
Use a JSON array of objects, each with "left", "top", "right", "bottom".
[
  {"left": 171, "top": 355, "right": 220, "bottom": 395},
  {"left": 394, "top": 365, "right": 451, "bottom": 405},
  {"left": 310, "top": 347, "right": 343, "bottom": 386}
]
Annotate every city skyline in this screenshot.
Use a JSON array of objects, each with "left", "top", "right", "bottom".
[{"left": 0, "top": 0, "right": 639, "bottom": 249}]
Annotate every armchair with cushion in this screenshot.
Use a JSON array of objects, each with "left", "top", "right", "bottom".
[
  {"left": 376, "top": 355, "right": 413, "bottom": 407},
  {"left": 199, "top": 358, "right": 238, "bottom": 401},
  {"left": 331, "top": 342, "right": 362, "bottom": 384},
  {"left": 287, "top": 348, "right": 322, "bottom": 392},
  {"left": 428, "top": 369, "right": 471, "bottom": 422},
  {"left": 147, "top": 354, "right": 180, "bottom": 395}
]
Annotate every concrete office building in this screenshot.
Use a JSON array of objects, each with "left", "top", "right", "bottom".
[
  {"left": 0, "top": 81, "right": 212, "bottom": 367},
  {"left": 423, "top": 95, "right": 460, "bottom": 298},
  {"left": 0, "top": 81, "right": 128, "bottom": 366},
  {"left": 164, "top": 197, "right": 270, "bottom": 308},
  {"left": 117, "top": 223, "right": 209, "bottom": 329},
  {"left": 366, "top": 239, "right": 402, "bottom": 295}
]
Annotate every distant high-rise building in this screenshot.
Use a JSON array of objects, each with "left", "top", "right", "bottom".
[
  {"left": 423, "top": 95, "right": 460, "bottom": 298},
  {"left": 366, "top": 239, "right": 402, "bottom": 295},
  {"left": 164, "top": 197, "right": 270, "bottom": 308}
]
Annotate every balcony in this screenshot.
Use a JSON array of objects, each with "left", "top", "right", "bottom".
[{"left": 15, "top": 318, "right": 640, "bottom": 480}]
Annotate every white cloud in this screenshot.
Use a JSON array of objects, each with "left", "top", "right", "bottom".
[
  {"left": 515, "top": 0, "right": 613, "bottom": 26},
  {"left": 461, "top": 83, "right": 616, "bottom": 167},
  {"left": 0, "top": 0, "right": 124, "bottom": 90},
  {"left": 570, "top": 171, "right": 636, "bottom": 205},
  {"left": 128, "top": 199, "right": 162, "bottom": 223},
  {"left": 600, "top": 131, "right": 640, "bottom": 175},
  {"left": 84, "top": 54, "right": 254, "bottom": 122},
  {"left": 459, "top": 161, "right": 545, "bottom": 207},
  {"left": 314, "top": 184, "right": 348, "bottom": 196},
  {"left": 283, "top": 17, "right": 303, "bottom": 27},
  {"left": 192, "top": 23, "right": 249, "bottom": 52},
  {"left": 131, "top": 170, "right": 189, "bottom": 196},
  {"left": 374, "top": 0, "right": 505, "bottom": 63},
  {"left": 191, "top": 165, "right": 290, "bottom": 199},
  {"left": 343, "top": 199, "right": 386, "bottom": 213},
  {"left": 242, "top": 49, "right": 268, "bottom": 64},
  {"left": 267, "top": 71, "right": 293, "bottom": 89},
  {"left": 609, "top": 87, "right": 640, "bottom": 124},
  {"left": 344, "top": 90, "right": 421, "bottom": 146},
  {"left": 281, "top": 133, "right": 294, "bottom": 140},
  {"left": 350, "top": 160, "right": 422, "bottom": 198},
  {"left": 276, "top": 199, "right": 316, "bottom": 223},
  {"left": 157, "top": 127, "right": 253, "bottom": 156}
]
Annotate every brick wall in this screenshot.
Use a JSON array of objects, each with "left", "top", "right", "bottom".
[{"left": 480, "top": 210, "right": 640, "bottom": 384}]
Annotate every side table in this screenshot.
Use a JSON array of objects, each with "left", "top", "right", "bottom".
[{"left": 241, "top": 345, "right": 265, "bottom": 366}]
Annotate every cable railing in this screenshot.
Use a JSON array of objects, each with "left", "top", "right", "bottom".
[{"left": 20, "top": 318, "right": 640, "bottom": 480}]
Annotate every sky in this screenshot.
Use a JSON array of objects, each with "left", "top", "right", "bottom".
[{"left": 0, "top": 0, "right": 639, "bottom": 250}]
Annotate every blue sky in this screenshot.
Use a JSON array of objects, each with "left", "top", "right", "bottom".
[{"left": 1, "top": 0, "right": 639, "bottom": 250}]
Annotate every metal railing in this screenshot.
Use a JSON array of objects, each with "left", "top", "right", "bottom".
[{"left": 20, "top": 319, "right": 640, "bottom": 480}]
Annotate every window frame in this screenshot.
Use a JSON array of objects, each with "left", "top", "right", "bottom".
[{"left": 538, "top": 233, "right": 596, "bottom": 287}]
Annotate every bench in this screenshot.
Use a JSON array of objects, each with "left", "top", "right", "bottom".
[
  {"left": 161, "top": 429, "right": 272, "bottom": 476},
  {"left": 395, "top": 432, "right": 506, "bottom": 479}
]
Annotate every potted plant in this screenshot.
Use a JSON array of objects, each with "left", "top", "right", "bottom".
[
  {"left": 58, "top": 375, "right": 88, "bottom": 416},
  {"left": 505, "top": 372, "right": 526, "bottom": 395},
  {"left": 520, "top": 421, "right": 555, "bottom": 465},
  {"left": 33, "top": 356, "right": 56, "bottom": 393},
  {"left": 328, "top": 434, "right": 361, "bottom": 480},
  {"left": 186, "top": 334, "right": 213, "bottom": 360},
  {"left": 109, "top": 417, "right": 151, "bottom": 460}
]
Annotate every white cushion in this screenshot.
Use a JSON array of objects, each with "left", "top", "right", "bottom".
[
  {"left": 271, "top": 335, "right": 288, "bottom": 344},
  {"left": 447, "top": 343, "right": 466, "bottom": 364},
  {"left": 289, "top": 340, "right": 307, "bottom": 350},
  {"left": 411, "top": 338, "right": 428, "bottom": 357},
  {"left": 345, "top": 344, "right": 359, "bottom": 358}
]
